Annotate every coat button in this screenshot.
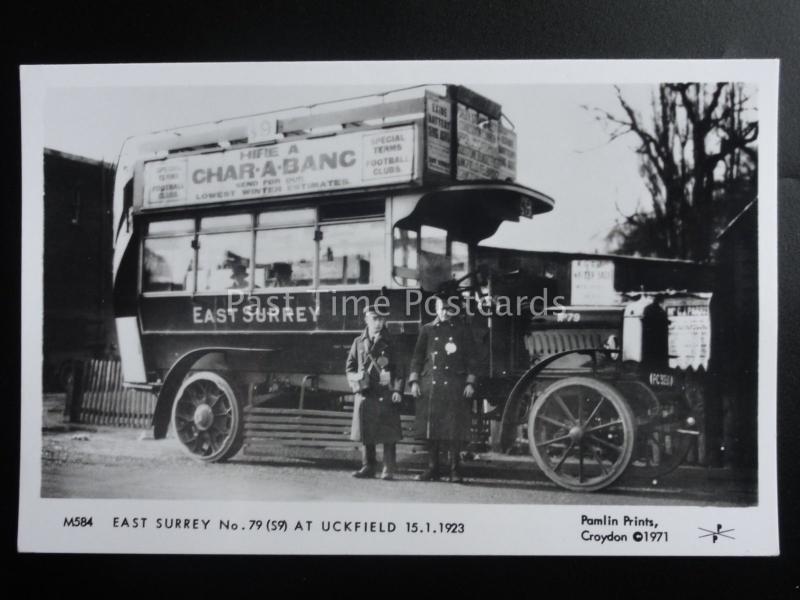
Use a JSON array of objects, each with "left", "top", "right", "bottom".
[
  {"left": 435, "top": 337, "right": 439, "bottom": 341},
  {"left": 444, "top": 381, "right": 448, "bottom": 385},
  {"left": 433, "top": 366, "right": 437, "bottom": 370},
  {"left": 432, "top": 380, "right": 437, "bottom": 385}
]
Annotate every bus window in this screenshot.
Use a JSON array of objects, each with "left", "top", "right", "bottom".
[
  {"left": 319, "top": 220, "right": 385, "bottom": 286},
  {"left": 451, "top": 240, "right": 470, "bottom": 283},
  {"left": 415, "top": 226, "right": 471, "bottom": 290},
  {"left": 254, "top": 209, "right": 316, "bottom": 288},
  {"left": 200, "top": 214, "right": 252, "bottom": 231},
  {"left": 254, "top": 226, "right": 316, "bottom": 288},
  {"left": 147, "top": 219, "right": 194, "bottom": 235},
  {"left": 196, "top": 216, "right": 253, "bottom": 292},
  {"left": 258, "top": 208, "right": 316, "bottom": 228},
  {"left": 393, "top": 227, "right": 418, "bottom": 286},
  {"left": 419, "top": 225, "right": 450, "bottom": 290},
  {"left": 420, "top": 225, "right": 447, "bottom": 255},
  {"left": 143, "top": 236, "right": 195, "bottom": 292}
]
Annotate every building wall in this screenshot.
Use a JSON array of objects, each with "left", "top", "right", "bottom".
[
  {"left": 43, "top": 149, "right": 116, "bottom": 390},
  {"left": 713, "top": 203, "right": 758, "bottom": 468}
]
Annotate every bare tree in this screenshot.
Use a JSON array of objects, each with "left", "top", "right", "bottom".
[{"left": 591, "top": 83, "right": 757, "bottom": 261}]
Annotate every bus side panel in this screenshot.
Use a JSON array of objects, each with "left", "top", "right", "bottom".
[
  {"left": 138, "top": 288, "right": 421, "bottom": 384},
  {"left": 139, "top": 331, "right": 418, "bottom": 385},
  {"left": 139, "top": 289, "right": 419, "bottom": 335}
]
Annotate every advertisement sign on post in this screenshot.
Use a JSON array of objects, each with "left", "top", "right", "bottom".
[
  {"left": 664, "top": 294, "right": 713, "bottom": 370},
  {"left": 570, "top": 259, "right": 617, "bottom": 305}
]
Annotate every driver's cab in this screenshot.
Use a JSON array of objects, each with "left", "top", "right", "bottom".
[
  {"left": 387, "top": 182, "right": 555, "bottom": 378},
  {"left": 392, "top": 215, "right": 471, "bottom": 292},
  {"left": 389, "top": 182, "right": 553, "bottom": 292}
]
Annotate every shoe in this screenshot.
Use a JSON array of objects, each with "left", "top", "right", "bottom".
[
  {"left": 381, "top": 445, "right": 396, "bottom": 481},
  {"left": 415, "top": 468, "right": 439, "bottom": 481},
  {"left": 447, "top": 445, "right": 464, "bottom": 483},
  {"left": 352, "top": 466, "right": 375, "bottom": 478}
]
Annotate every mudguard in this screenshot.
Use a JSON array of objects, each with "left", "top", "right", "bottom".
[
  {"left": 152, "top": 347, "right": 273, "bottom": 439},
  {"left": 498, "top": 348, "right": 613, "bottom": 452}
]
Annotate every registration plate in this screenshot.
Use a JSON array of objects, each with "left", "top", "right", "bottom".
[{"left": 648, "top": 372, "right": 675, "bottom": 387}]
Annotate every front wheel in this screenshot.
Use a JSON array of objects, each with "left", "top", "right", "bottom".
[
  {"left": 172, "top": 371, "right": 244, "bottom": 462},
  {"left": 528, "top": 376, "right": 635, "bottom": 492}
]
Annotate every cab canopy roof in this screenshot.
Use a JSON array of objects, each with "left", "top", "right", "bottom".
[{"left": 397, "top": 182, "right": 554, "bottom": 244}]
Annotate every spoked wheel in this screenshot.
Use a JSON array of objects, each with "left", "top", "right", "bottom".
[
  {"left": 628, "top": 395, "right": 695, "bottom": 479},
  {"left": 172, "top": 371, "right": 244, "bottom": 462},
  {"left": 527, "top": 377, "right": 635, "bottom": 492},
  {"left": 630, "top": 424, "right": 692, "bottom": 478}
]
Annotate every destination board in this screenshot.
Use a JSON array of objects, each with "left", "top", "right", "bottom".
[
  {"left": 455, "top": 102, "right": 517, "bottom": 181},
  {"left": 425, "top": 91, "right": 451, "bottom": 176}
]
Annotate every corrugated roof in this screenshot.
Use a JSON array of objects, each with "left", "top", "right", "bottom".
[
  {"left": 44, "top": 147, "right": 114, "bottom": 170},
  {"left": 479, "top": 245, "right": 704, "bottom": 266}
]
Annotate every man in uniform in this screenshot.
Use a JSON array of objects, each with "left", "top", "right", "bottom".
[
  {"left": 346, "top": 303, "right": 404, "bottom": 480},
  {"left": 409, "top": 294, "right": 478, "bottom": 483}
]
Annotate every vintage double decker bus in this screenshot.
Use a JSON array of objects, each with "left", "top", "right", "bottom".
[
  {"left": 112, "top": 84, "right": 702, "bottom": 491},
  {"left": 112, "top": 85, "right": 554, "bottom": 457}
]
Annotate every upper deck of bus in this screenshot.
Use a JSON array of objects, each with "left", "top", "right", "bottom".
[
  {"left": 110, "top": 85, "right": 557, "bottom": 300},
  {"left": 113, "top": 85, "right": 553, "bottom": 231}
]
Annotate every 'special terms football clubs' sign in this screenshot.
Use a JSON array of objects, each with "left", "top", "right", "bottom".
[{"left": 143, "top": 125, "right": 419, "bottom": 207}]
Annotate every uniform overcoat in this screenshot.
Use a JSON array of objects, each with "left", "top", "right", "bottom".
[
  {"left": 346, "top": 328, "right": 404, "bottom": 444},
  {"left": 409, "top": 316, "right": 478, "bottom": 441}
]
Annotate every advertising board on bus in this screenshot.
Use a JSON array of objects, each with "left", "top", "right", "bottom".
[{"left": 143, "top": 124, "right": 421, "bottom": 208}]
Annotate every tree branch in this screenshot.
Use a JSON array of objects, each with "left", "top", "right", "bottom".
[{"left": 702, "top": 82, "right": 727, "bottom": 124}]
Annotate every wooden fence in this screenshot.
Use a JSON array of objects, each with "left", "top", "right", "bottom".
[{"left": 69, "top": 359, "right": 156, "bottom": 428}]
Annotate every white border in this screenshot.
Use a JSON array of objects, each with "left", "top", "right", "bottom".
[{"left": 19, "top": 60, "right": 779, "bottom": 555}]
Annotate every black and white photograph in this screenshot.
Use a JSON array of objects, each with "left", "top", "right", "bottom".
[{"left": 19, "top": 60, "right": 779, "bottom": 555}]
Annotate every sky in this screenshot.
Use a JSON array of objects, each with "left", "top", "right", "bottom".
[{"left": 44, "top": 82, "right": 657, "bottom": 254}]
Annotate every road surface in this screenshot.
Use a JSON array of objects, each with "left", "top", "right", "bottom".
[{"left": 40, "top": 425, "right": 756, "bottom": 506}]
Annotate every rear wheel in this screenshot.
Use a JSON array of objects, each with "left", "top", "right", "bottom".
[
  {"left": 172, "top": 371, "right": 244, "bottom": 462},
  {"left": 527, "top": 376, "right": 635, "bottom": 492},
  {"left": 628, "top": 395, "right": 694, "bottom": 478}
]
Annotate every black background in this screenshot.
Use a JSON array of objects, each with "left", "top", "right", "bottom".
[{"left": 4, "top": 0, "right": 799, "bottom": 596}]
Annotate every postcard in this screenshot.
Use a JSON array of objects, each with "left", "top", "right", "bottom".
[{"left": 19, "top": 59, "right": 779, "bottom": 555}]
